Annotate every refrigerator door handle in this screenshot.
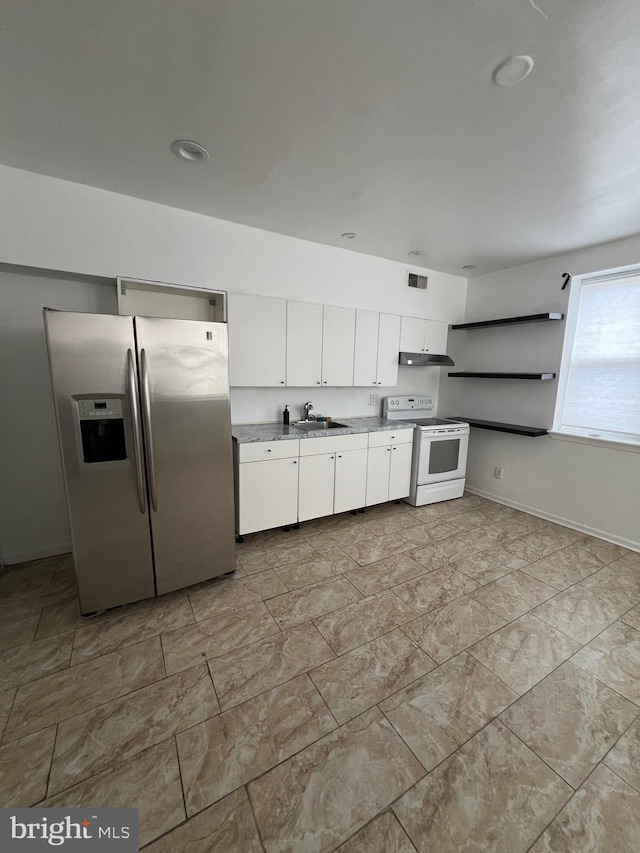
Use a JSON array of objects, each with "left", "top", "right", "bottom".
[
  {"left": 127, "top": 349, "right": 147, "bottom": 515},
  {"left": 140, "top": 348, "right": 159, "bottom": 512}
]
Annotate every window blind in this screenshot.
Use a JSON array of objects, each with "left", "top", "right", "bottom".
[{"left": 560, "top": 274, "right": 640, "bottom": 440}]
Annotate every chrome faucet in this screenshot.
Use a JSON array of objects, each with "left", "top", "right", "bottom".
[{"left": 302, "top": 401, "right": 316, "bottom": 421}]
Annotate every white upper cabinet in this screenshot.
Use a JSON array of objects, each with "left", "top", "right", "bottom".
[
  {"left": 321, "top": 305, "right": 356, "bottom": 386},
  {"left": 353, "top": 310, "right": 379, "bottom": 386},
  {"left": 353, "top": 311, "right": 400, "bottom": 387},
  {"left": 228, "top": 292, "right": 287, "bottom": 386},
  {"left": 400, "top": 316, "right": 448, "bottom": 354},
  {"left": 376, "top": 313, "right": 401, "bottom": 386},
  {"left": 286, "top": 300, "right": 323, "bottom": 387}
]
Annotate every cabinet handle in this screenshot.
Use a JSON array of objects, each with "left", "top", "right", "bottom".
[
  {"left": 323, "top": 381, "right": 327, "bottom": 384},
  {"left": 387, "top": 447, "right": 392, "bottom": 452},
  {"left": 280, "top": 381, "right": 285, "bottom": 384},
  {"left": 372, "top": 381, "right": 377, "bottom": 384},
  {"left": 317, "top": 381, "right": 321, "bottom": 384},
  {"left": 338, "top": 455, "right": 342, "bottom": 458},
  {"left": 293, "top": 460, "right": 297, "bottom": 464},
  {"left": 378, "top": 381, "right": 382, "bottom": 385},
  {"left": 393, "top": 446, "right": 397, "bottom": 451},
  {"left": 330, "top": 456, "right": 334, "bottom": 460}
]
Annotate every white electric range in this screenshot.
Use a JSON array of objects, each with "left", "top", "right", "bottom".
[{"left": 384, "top": 396, "right": 470, "bottom": 506}]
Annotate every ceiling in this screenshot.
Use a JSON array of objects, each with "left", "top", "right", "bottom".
[{"left": 2, "top": 0, "right": 640, "bottom": 276}]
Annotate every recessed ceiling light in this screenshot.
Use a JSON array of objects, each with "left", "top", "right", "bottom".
[
  {"left": 171, "top": 140, "right": 210, "bottom": 163},
  {"left": 408, "top": 250, "right": 422, "bottom": 257},
  {"left": 492, "top": 55, "right": 534, "bottom": 87},
  {"left": 462, "top": 265, "right": 476, "bottom": 270},
  {"left": 341, "top": 232, "right": 357, "bottom": 240}
]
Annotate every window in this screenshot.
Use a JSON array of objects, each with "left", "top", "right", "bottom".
[{"left": 553, "top": 265, "right": 640, "bottom": 448}]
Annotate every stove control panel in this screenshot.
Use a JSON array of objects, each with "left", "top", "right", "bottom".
[{"left": 384, "top": 396, "right": 434, "bottom": 413}]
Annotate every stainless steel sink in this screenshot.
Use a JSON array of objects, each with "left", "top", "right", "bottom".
[{"left": 292, "top": 421, "right": 350, "bottom": 431}]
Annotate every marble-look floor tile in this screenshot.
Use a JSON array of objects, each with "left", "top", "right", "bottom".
[
  {"left": 0, "top": 602, "right": 41, "bottom": 649},
  {"left": 49, "top": 663, "right": 219, "bottom": 795},
  {"left": 616, "top": 548, "right": 640, "bottom": 572},
  {"left": 409, "top": 536, "right": 479, "bottom": 571},
  {"left": 534, "top": 587, "right": 626, "bottom": 644},
  {"left": 4, "top": 637, "right": 165, "bottom": 742},
  {"left": 522, "top": 538, "right": 625, "bottom": 590},
  {"left": 380, "top": 653, "right": 517, "bottom": 771},
  {"left": 505, "top": 527, "right": 584, "bottom": 562},
  {"left": 393, "top": 719, "right": 572, "bottom": 853},
  {"left": 501, "top": 662, "right": 637, "bottom": 788},
  {"left": 447, "top": 509, "right": 492, "bottom": 533},
  {"left": 0, "top": 632, "right": 73, "bottom": 692},
  {"left": 0, "top": 688, "right": 15, "bottom": 739},
  {"left": 402, "top": 596, "right": 506, "bottom": 663},
  {"left": 303, "top": 526, "right": 374, "bottom": 555},
  {"left": 238, "top": 540, "right": 320, "bottom": 574},
  {"left": 177, "top": 674, "right": 335, "bottom": 815},
  {"left": 529, "top": 764, "right": 640, "bottom": 853},
  {"left": 314, "top": 592, "right": 418, "bottom": 655},
  {"left": 468, "top": 613, "right": 580, "bottom": 695},
  {"left": 571, "top": 621, "right": 640, "bottom": 704},
  {"left": 71, "top": 593, "right": 194, "bottom": 664},
  {"left": 249, "top": 707, "right": 424, "bottom": 853},
  {"left": 405, "top": 501, "right": 467, "bottom": 524},
  {"left": 455, "top": 523, "right": 514, "bottom": 552},
  {"left": 604, "top": 716, "right": 640, "bottom": 793},
  {"left": 42, "top": 740, "right": 185, "bottom": 848},
  {"left": 275, "top": 549, "right": 358, "bottom": 590},
  {"left": 209, "top": 621, "right": 335, "bottom": 710},
  {"left": 393, "top": 566, "right": 478, "bottom": 615},
  {"left": 188, "top": 571, "right": 285, "bottom": 621},
  {"left": 360, "top": 513, "right": 420, "bottom": 537},
  {"left": 398, "top": 520, "right": 460, "bottom": 547},
  {"left": 360, "top": 501, "right": 413, "bottom": 520},
  {"left": 161, "top": 601, "right": 279, "bottom": 675},
  {"left": 577, "top": 561, "right": 640, "bottom": 609},
  {"left": 144, "top": 787, "right": 263, "bottom": 853},
  {"left": 336, "top": 811, "right": 417, "bottom": 853},
  {"left": 36, "top": 598, "right": 88, "bottom": 640},
  {"left": 344, "top": 553, "right": 429, "bottom": 597},
  {"left": 621, "top": 603, "right": 640, "bottom": 631},
  {"left": 310, "top": 629, "right": 435, "bottom": 724},
  {"left": 0, "top": 726, "right": 56, "bottom": 806},
  {"left": 341, "top": 534, "right": 414, "bottom": 567},
  {"left": 470, "top": 570, "right": 557, "bottom": 620},
  {"left": 266, "top": 577, "right": 362, "bottom": 629},
  {"left": 2, "top": 575, "right": 78, "bottom": 614},
  {"left": 0, "top": 561, "right": 55, "bottom": 594},
  {"left": 450, "top": 546, "right": 527, "bottom": 586}
]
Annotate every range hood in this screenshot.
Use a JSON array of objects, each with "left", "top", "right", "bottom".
[{"left": 399, "top": 352, "right": 455, "bottom": 367}]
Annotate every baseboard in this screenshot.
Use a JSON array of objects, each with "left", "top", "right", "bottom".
[
  {"left": 465, "top": 486, "right": 640, "bottom": 554},
  {"left": 3, "top": 542, "right": 72, "bottom": 566}
]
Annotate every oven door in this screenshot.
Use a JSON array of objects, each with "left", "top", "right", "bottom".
[{"left": 416, "top": 430, "right": 469, "bottom": 485}]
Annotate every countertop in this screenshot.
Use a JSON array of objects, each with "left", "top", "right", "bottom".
[{"left": 232, "top": 416, "right": 418, "bottom": 443}]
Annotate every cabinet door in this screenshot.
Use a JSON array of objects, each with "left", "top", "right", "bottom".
[
  {"left": 353, "top": 310, "right": 379, "bottom": 387},
  {"left": 399, "top": 316, "right": 426, "bottom": 352},
  {"left": 366, "top": 445, "right": 391, "bottom": 506},
  {"left": 286, "top": 301, "right": 323, "bottom": 387},
  {"left": 388, "top": 442, "right": 413, "bottom": 500},
  {"left": 238, "top": 458, "right": 299, "bottom": 534},
  {"left": 334, "top": 448, "right": 367, "bottom": 513},
  {"left": 228, "top": 292, "right": 287, "bottom": 386},
  {"left": 298, "top": 453, "right": 335, "bottom": 522},
  {"left": 424, "top": 319, "right": 448, "bottom": 354},
  {"left": 376, "top": 313, "right": 401, "bottom": 386},
  {"left": 322, "top": 306, "right": 356, "bottom": 386}
]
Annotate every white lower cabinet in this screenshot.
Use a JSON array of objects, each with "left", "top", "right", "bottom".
[
  {"left": 298, "top": 433, "right": 368, "bottom": 521},
  {"left": 236, "top": 439, "right": 300, "bottom": 535},
  {"left": 366, "top": 428, "right": 414, "bottom": 506}
]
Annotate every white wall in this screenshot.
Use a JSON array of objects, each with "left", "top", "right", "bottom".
[
  {"left": 439, "top": 232, "right": 640, "bottom": 551},
  {"left": 0, "top": 266, "right": 118, "bottom": 563},
  {"left": 0, "top": 166, "right": 467, "bottom": 561}
]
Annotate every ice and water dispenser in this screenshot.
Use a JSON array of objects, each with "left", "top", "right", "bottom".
[{"left": 77, "top": 399, "right": 127, "bottom": 463}]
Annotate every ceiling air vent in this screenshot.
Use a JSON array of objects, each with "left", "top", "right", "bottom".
[{"left": 408, "top": 272, "right": 428, "bottom": 290}]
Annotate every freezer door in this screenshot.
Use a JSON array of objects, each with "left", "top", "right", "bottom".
[
  {"left": 44, "top": 310, "right": 155, "bottom": 614},
  {"left": 135, "top": 317, "right": 235, "bottom": 593}
]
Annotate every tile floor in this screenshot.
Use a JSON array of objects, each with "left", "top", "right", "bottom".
[{"left": 1, "top": 494, "right": 640, "bottom": 851}]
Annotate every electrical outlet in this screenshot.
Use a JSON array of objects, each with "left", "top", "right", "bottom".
[
  {"left": 369, "top": 394, "right": 380, "bottom": 406},
  {"left": 494, "top": 466, "right": 504, "bottom": 480}
]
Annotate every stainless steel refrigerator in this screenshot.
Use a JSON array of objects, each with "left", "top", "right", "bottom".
[{"left": 44, "top": 310, "right": 235, "bottom": 615}]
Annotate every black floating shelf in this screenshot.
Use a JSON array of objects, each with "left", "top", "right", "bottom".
[
  {"left": 448, "top": 372, "right": 556, "bottom": 380},
  {"left": 449, "top": 417, "right": 548, "bottom": 437},
  {"left": 451, "top": 312, "right": 564, "bottom": 330}
]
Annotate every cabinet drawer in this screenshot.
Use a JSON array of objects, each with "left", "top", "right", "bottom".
[
  {"left": 367, "top": 428, "right": 414, "bottom": 448},
  {"left": 238, "top": 439, "right": 300, "bottom": 463},
  {"left": 299, "top": 432, "right": 368, "bottom": 456}
]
